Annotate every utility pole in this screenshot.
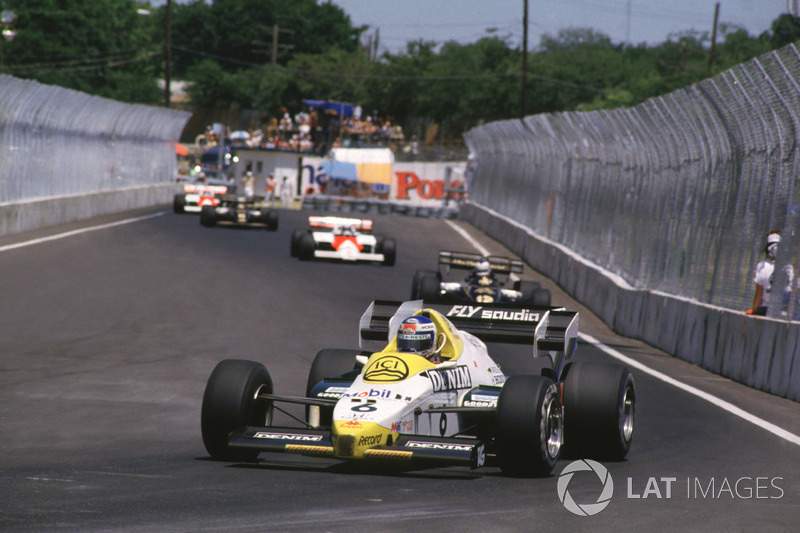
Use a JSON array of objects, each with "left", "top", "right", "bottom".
[
  {"left": 709, "top": 2, "right": 720, "bottom": 75},
  {"left": 521, "top": 0, "right": 528, "bottom": 118},
  {"left": 271, "top": 23, "right": 278, "bottom": 69},
  {"left": 164, "top": 0, "right": 171, "bottom": 108},
  {"left": 266, "top": 24, "right": 295, "bottom": 69}
]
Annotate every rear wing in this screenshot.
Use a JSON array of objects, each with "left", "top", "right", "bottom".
[
  {"left": 359, "top": 300, "right": 578, "bottom": 363},
  {"left": 438, "top": 251, "right": 523, "bottom": 276},
  {"left": 309, "top": 215, "right": 372, "bottom": 232}
]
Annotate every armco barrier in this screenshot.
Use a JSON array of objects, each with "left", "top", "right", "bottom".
[
  {"left": 301, "top": 194, "right": 460, "bottom": 219},
  {"left": 0, "top": 184, "right": 173, "bottom": 237},
  {"left": 461, "top": 201, "right": 800, "bottom": 402}
]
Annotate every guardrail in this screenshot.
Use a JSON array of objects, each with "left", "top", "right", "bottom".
[
  {"left": 0, "top": 75, "right": 191, "bottom": 236},
  {"left": 461, "top": 43, "right": 800, "bottom": 401}
]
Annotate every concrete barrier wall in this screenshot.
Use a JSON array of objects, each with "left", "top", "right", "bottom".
[
  {"left": 0, "top": 184, "right": 173, "bottom": 237},
  {"left": 462, "top": 202, "right": 800, "bottom": 402}
]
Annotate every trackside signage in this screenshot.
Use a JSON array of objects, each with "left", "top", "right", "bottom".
[{"left": 557, "top": 460, "right": 785, "bottom": 516}]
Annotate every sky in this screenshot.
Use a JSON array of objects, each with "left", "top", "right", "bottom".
[{"left": 328, "top": 0, "right": 792, "bottom": 54}]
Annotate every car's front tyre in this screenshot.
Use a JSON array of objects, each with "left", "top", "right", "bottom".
[
  {"left": 496, "top": 375, "right": 563, "bottom": 477},
  {"left": 201, "top": 359, "right": 273, "bottom": 462}
]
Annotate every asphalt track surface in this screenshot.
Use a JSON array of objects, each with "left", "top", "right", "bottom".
[{"left": 2, "top": 206, "right": 800, "bottom": 532}]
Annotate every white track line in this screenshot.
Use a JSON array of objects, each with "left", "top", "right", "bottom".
[
  {"left": 446, "top": 219, "right": 800, "bottom": 447},
  {"left": 0, "top": 212, "right": 164, "bottom": 253}
]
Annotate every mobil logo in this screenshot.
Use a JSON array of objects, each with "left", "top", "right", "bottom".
[{"left": 344, "top": 388, "right": 392, "bottom": 399}]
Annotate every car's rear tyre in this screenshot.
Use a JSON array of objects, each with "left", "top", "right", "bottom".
[
  {"left": 562, "top": 362, "right": 635, "bottom": 461},
  {"left": 173, "top": 194, "right": 186, "bottom": 214},
  {"left": 496, "top": 375, "right": 563, "bottom": 477},
  {"left": 516, "top": 280, "right": 541, "bottom": 303},
  {"left": 305, "top": 349, "right": 360, "bottom": 427},
  {"left": 200, "top": 205, "right": 217, "bottom": 227},
  {"left": 530, "top": 288, "right": 551, "bottom": 307},
  {"left": 265, "top": 210, "right": 278, "bottom": 230},
  {"left": 411, "top": 269, "right": 438, "bottom": 299},
  {"left": 290, "top": 229, "right": 305, "bottom": 257},
  {"left": 201, "top": 359, "right": 273, "bottom": 462},
  {"left": 298, "top": 232, "right": 316, "bottom": 261},
  {"left": 513, "top": 279, "right": 540, "bottom": 292},
  {"left": 418, "top": 275, "right": 441, "bottom": 302},
  {"left": 380, "top": 238, "right": 396, "bottom": 266}
]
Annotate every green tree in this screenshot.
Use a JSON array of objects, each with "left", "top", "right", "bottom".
[{"left": 1, "top": 0, "right": 161, "bottom": 102}]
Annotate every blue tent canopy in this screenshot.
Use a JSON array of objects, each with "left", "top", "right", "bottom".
[
  {"left": 303, "top": 99, "right": 355, "bottom": 118},
  {"left": 320, "top": 160, "right": 358, "bottom": 181}
]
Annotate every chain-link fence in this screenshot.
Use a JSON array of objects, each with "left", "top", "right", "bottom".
[
  {"left": 0, "top": 75, "right": 191, "bottom": 203},
  {"left": 465, "top": 43, "right": 800, "bottom": 320}
]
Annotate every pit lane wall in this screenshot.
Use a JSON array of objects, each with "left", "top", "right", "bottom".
[
  {"left": 0, "top": 75, "right": 191, "bottom": 237},
  {"left": 462, "top": 43, "right": 800, "bottom": 402}
]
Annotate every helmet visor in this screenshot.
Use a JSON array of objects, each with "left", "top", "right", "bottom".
[{"left": 397, "top": 332, "right": 434, "bottom": 353}]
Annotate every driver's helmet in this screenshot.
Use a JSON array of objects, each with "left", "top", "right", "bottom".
[
  {"left": 396, "top": 316, "right": 437, "bottom": 357},
  {"left": 473, "top": 258, "right": 492, "bottom": 277}
]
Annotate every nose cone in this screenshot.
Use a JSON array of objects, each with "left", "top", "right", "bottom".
[{"left": 332, "top": 420, "right": 392, "bottom": 458}]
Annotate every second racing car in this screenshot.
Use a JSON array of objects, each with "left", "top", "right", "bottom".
[
  {"left": 290, "top": 216, "right": 396, "bottom": 265},
  {"left": 412, "top": 250, "right": 551, "bottom": 307},
  {"left": 200, "top": 299, "right": 636, "bottom": 477},
  {"left": 200, "top": 193, "right": 278, "bottom": 230}
]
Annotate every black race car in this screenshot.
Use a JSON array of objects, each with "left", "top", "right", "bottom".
[
  {"left": 411, "top": 251, "right": 551, "bottom": 307},
  {"left": 200, "top": 194, "right": 278, "bottom": 230}
]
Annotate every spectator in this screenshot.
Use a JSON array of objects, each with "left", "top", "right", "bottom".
[
  {"left": 241, "top": 171, "right": 255, "bottom": 198},
  {"left": 264, "top": 174, "right": 276, "bottom": 206},
  {"left": 280, "top": 176, "right": 293, "bottom": 208},
  {"left": 748, "top": 231, "right": 782, "bottom": 316}
]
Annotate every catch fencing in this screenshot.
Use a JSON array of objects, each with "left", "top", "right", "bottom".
[
  {"left": 464, "top": 42, "right": 800, "bottom": 320},
  {"left": 0, "top": 75, "right": 190, "bottom": 204}
]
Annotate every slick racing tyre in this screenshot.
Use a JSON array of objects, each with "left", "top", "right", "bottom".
[
  {"left": 173, "top": 194, "right": 186, "bottom": 214},
  {"left": 201, "top": 359, "right": 273, "bottom": 462},
  {"left": 418, "top": 275, "right": 441, "bottom": 302},
  {"left": 496, "top": 375, "right": 563, "bottom": 477},
  {"left": 305, "top": 349, "right": 360, "bottom": 427},
  {"left": 562, "top": 361, "right": 636, "bottom": 461},
  {"left": 411, "top": 269, "right": 438, "bottom": 299},
  {"left": 530, "top": 288, "right": 551, "bottom": 307},
  {"left": 513, "top": 280, "right": 540, "bottom": 292},
  {"left": 265, "top": 210, "right": 278, "bottom": 231},
  {"left": 290, "top": 229, "right": 306, "bottom": 257},
  {"left": 298, "top": 232, "right": 316, "bottom": 261},
  {"left": 380, "top": 238, "right": 396, "bottom": 266},
  {"left": 200, "top": 204, "right": 217, "bottom": 227}
]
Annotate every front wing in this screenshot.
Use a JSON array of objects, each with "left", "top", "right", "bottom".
[
  {"left": 225, "top": 393, "right": 489, "bottom": 468},
  {"left": 228, "top": 426, "right": 487, "bottom": 468}
]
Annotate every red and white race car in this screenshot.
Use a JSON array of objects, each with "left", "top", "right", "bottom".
[
  {"left": 173, "top": 180, "right": 231, "bottom": 214},
  {"left": 290, "top": 216, "right": 396, "bottom": 265}
]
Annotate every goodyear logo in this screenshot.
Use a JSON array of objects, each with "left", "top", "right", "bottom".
[
  {"left": 429, "top": 365, "right": 472, "bottom": 392},
  {"left": 364, "top": 356, "right": 409, "bottom": 382}
]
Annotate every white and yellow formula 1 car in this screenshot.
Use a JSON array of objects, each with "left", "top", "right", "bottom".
[
  {"left": 290, "top": 216, "right": 396, "bottom": 265},
  {"left": 200, "top": 300, "right": 635, "bottom": 477}
]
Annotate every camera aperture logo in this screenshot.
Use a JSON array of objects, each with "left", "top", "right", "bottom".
[{"left": 557, "top": 459, "right": 614, "bottom": 516}]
